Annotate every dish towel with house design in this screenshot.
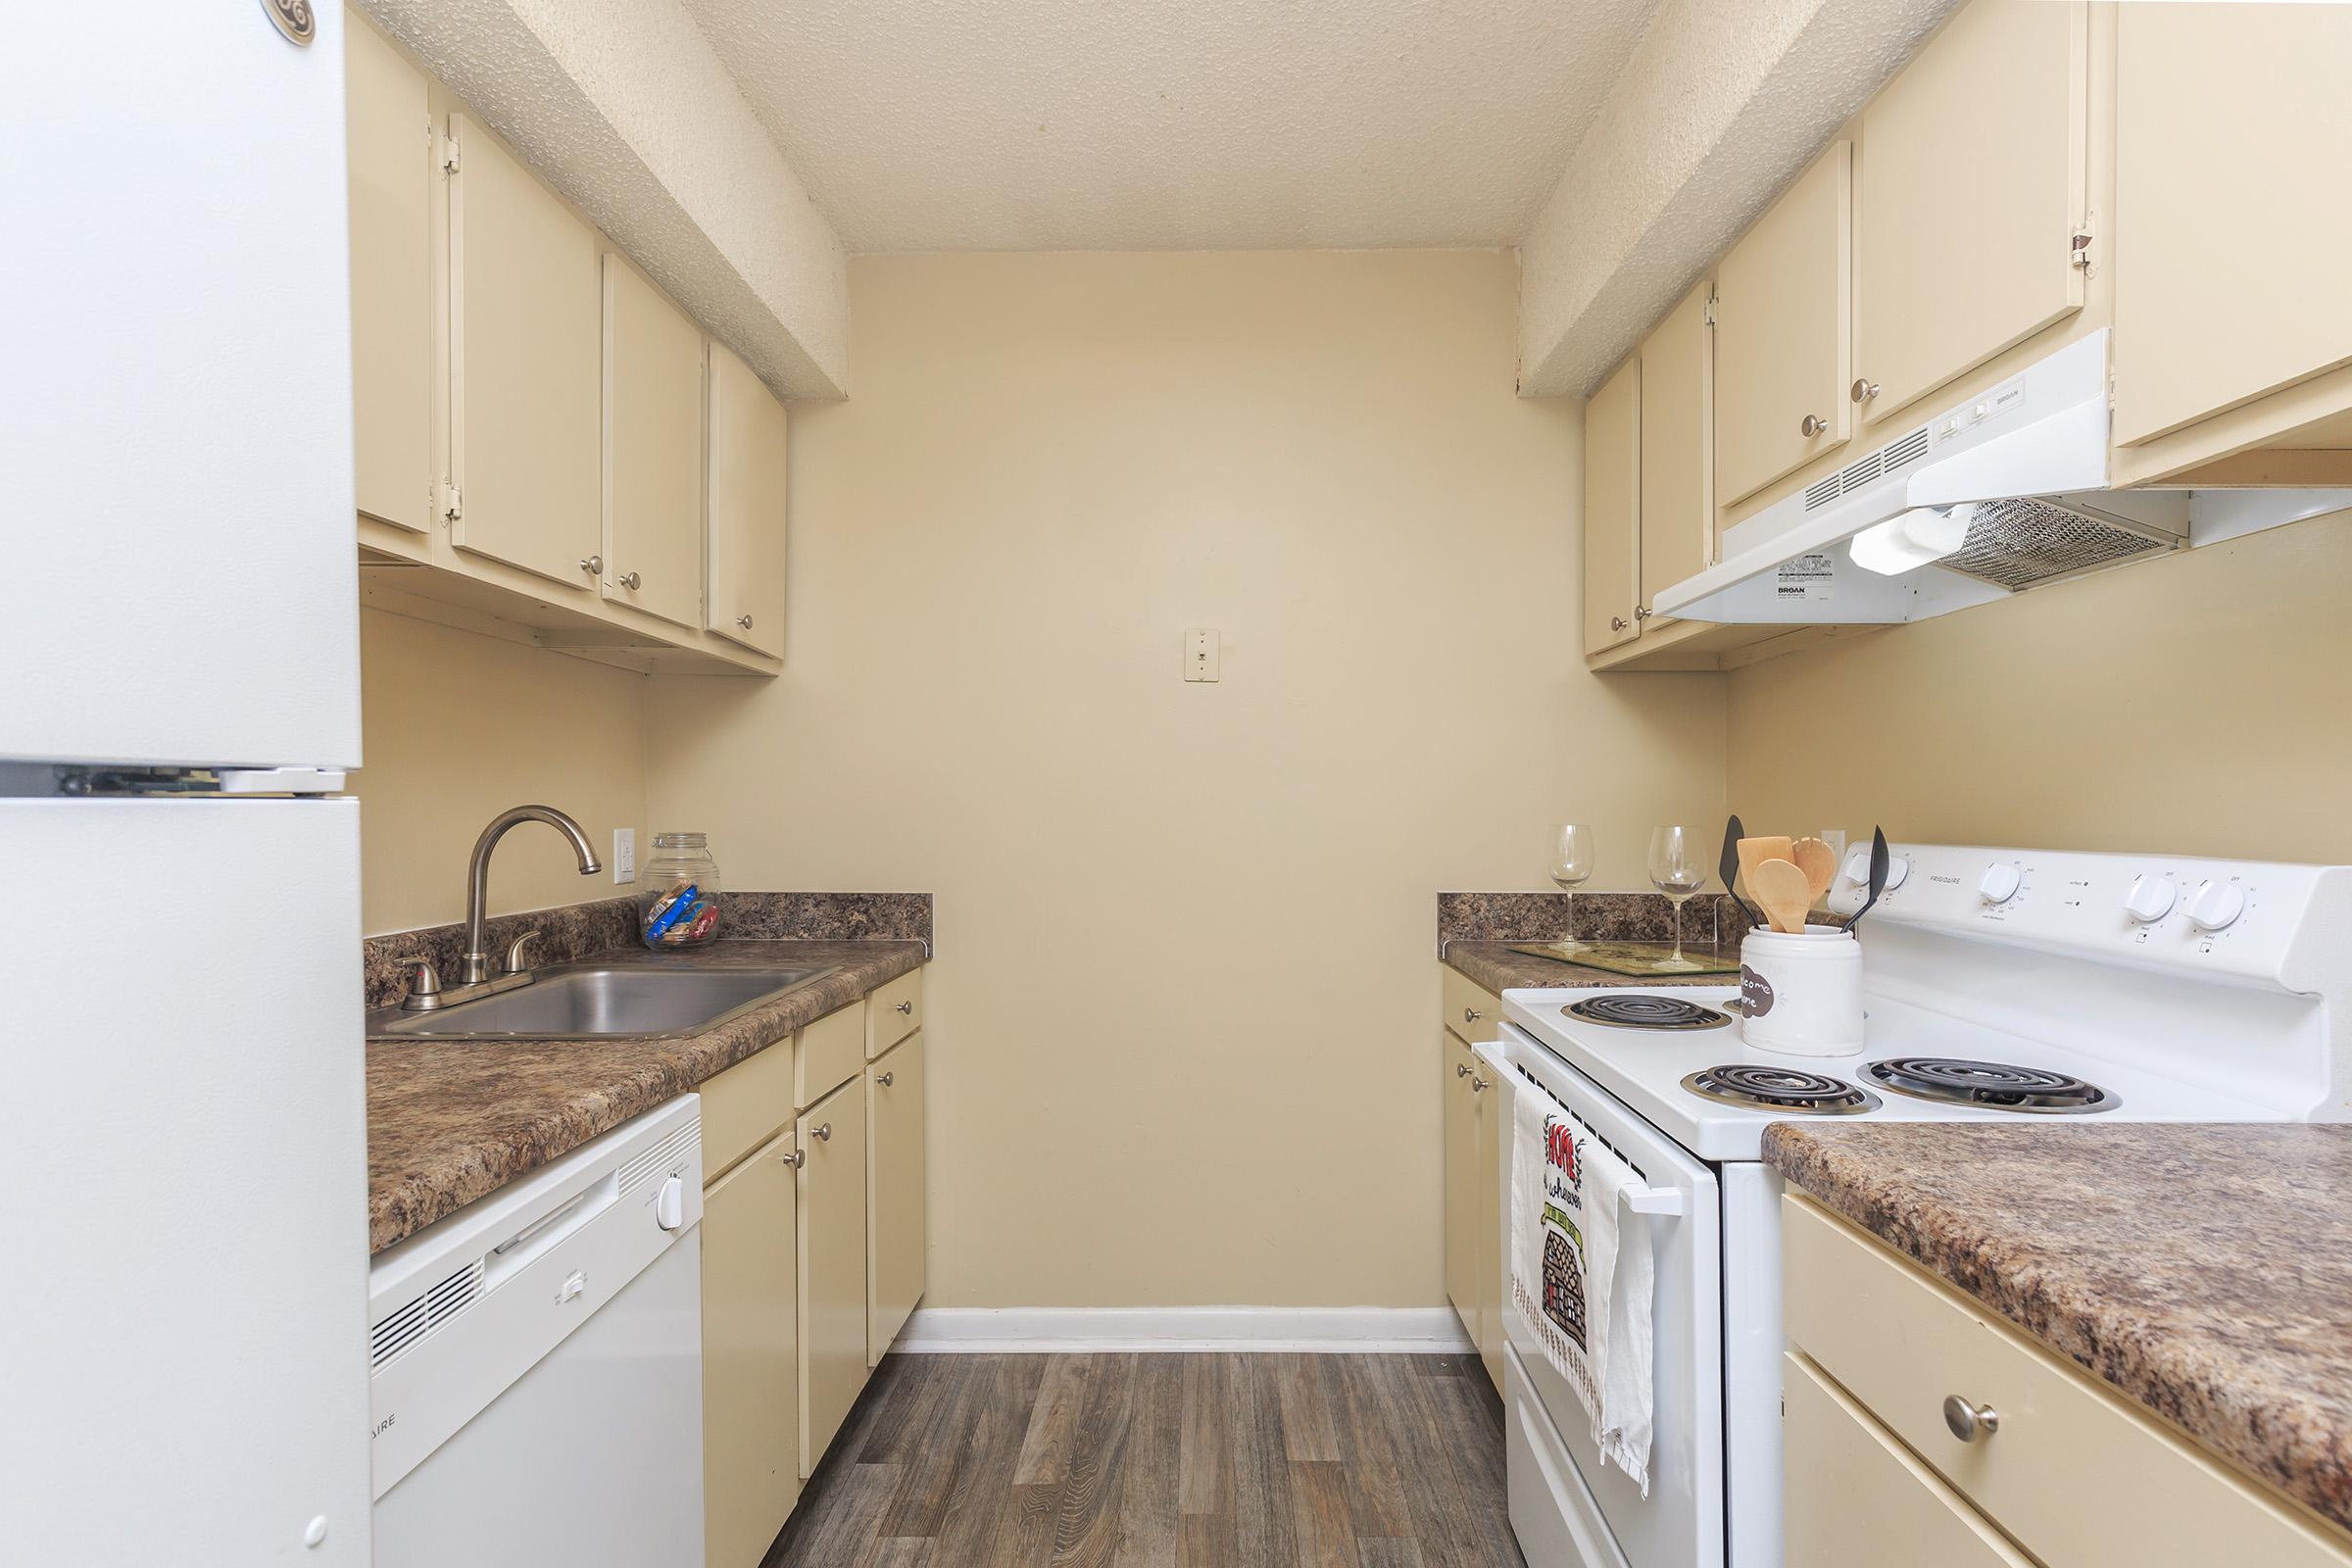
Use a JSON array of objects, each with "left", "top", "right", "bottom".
[{"left": 1510, "top": 1080, "right": 1656, "bottom": 1494}]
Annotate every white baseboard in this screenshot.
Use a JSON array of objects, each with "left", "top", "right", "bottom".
[{"left": 893, "top": 1305, "right": 1476, "bottom": 1354}]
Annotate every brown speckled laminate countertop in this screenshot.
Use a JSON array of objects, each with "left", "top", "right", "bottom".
[
  {"left": 368, "top": 940, "right": 924, "bottom": 1254},
  {"left": 1765, "top": 1122, "right": 2352, "bottom": 1534},
  {"left": 1442, "top": 941, "right": 1731, "bottom": 995}
]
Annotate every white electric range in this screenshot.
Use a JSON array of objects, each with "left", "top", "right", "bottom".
[{"left": 1473, "top": 843, "right": 2352, "bottom": 1568}]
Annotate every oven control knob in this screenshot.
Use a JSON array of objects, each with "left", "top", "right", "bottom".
[
  {"left": 1840, "top": 848, "right": 1871, "bottom": 885},
  {"left": 2124, "top": 875, "right": 2178, "bottom": 924},
  {"left": 1884, "top": 856, "right": 1910, "bottom": 891},
  {"left": 2186, "top": 878, "right": 2246, "bottom": 933},
  {"left": 1979, "top": 864, "right": 2021, "bottom": 905}
]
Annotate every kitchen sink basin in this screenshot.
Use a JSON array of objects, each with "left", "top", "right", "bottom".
[{"left": 368, "top": 963, "right": 836, "bottom": 1039}]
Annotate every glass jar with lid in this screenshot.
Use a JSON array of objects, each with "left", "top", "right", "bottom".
[{"left": 638, "top": 832, "right": 722, "bottom": 948}]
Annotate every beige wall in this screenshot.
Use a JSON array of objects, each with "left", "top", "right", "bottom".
[
  {"left": 354, "top": 608, "right": 647, "bottom": 934},
  {"left": 1725, "top": 516, "right": 2352, "bottom": 861},
  {"left": 647, "top": 250, "right": 1727, "bottom": 1308}
]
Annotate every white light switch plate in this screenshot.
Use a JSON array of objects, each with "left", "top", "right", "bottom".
[
  {"left": 1184, "top": 628, "right": 1220, "bottom": 682},
  {"left": 612, "top": 827, "right": 637, "bottom": 883}
]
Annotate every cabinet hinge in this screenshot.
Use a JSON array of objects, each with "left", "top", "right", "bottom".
[
  {"left": 1702, "top": 294, "right": 1718, "bottom": 327},
  {"left": 441, "top": 483, "right": 463, "bottom": 521},
  {"left": 441, "top": 132, "right": 462, "bottom": 174},
  {"left": 2070, "top": 227, "right": 2094, "bottom": 271}
]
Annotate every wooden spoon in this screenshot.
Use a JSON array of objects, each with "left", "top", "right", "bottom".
[
  {"left": 1749, "top": 858, "right": 1813, "bottom": 935},
  {"left": 1791, "top": 837, "right": 1838, "bottom": 907},
  {"left": 1737, "top": 836, "right": 1793, "bottom": 889}
]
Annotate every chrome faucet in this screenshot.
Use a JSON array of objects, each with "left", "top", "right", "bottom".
[{"left": 457, "top": 805, "right": 602, "bottom": 984}]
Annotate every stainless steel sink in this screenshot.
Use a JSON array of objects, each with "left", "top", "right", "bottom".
[{"left": 368, "top": 963, "right": 835, "bottom": 1039}]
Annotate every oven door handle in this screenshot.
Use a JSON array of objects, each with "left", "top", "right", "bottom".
[{"left": 1477, "top": 1040, "right": 1687, "bottom": 1219}]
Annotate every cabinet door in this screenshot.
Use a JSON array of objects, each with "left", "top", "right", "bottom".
[
  {"left": 1474, "top": 1058, "right": 1507, "bottom": 1388},
  {"left": 798, "top": 1076, "right": 868, "bottom": 1477},
  {"left": 706, "top": 341, "right": 787, "bottom": 657},
  {"left": 603, "top": 257, "right": 706, "bottom": 628},
  {"left": 1582, "top": 355, "right": 1641, "bottom": 657},
  {"left": 866, "top": 1033, "right": 927, "bottom": 1366},
  {"left": 1856, "top": 1, "right": 2086, "bottom": 429},
  {"left": 1783, "top": 1353, "right": 2034, "bottom": 1568},
  {"left": 1442, "top": 1034, "right": 1478, "bottom": 1336},
  {"left": 1638, "top": 281, "right": 1714, "bottom": 617},
  {"left": 2112, "top": 5, "right": 2352, "bottom": 447},
  {"left": 447, "top": 112, "right": 601, "bottom": 588},
  {"left": 703, "top": 1130, "right": 800, "bottom": 1568},
  {"left": 1714, "top": 142, "right": 1852, "bottom": 507},
  {"left": 344, "top": 13, "right": 433, "bottom": 534}
]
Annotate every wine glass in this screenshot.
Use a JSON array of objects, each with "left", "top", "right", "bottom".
[
  {"left": 1546, "top": 825, "right": 1596, "bottom": 955},
  {"left": 1647, "top": 825, "right": 1709, "bottom": 972}
]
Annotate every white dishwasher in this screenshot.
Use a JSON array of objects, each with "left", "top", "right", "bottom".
[{"left": 368, "top": 1096, "right": 706, "bottom": 1568}]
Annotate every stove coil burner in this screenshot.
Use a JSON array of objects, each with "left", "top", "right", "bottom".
[
  {"left": 1681, "top": 1063, "right": 1880, "bottom": 1115},
  {"left": 1865, "top": 1057, "right": 2120, "bottom": 1114},
  {"left": 1567, "top": 995, "right": 1734, "bottom": 1032}
]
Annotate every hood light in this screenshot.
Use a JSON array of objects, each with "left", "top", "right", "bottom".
[{"left": 1849, "top": 504, "right": 1975, "bottom": 576}]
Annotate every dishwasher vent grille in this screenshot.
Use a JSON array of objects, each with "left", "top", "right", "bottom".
[
  {"left": 617, "top": 1117, "right": 700, "bottom": 1196},
  {"left": 368, "top": 1259, "right": 484, "bottom": 1371}
]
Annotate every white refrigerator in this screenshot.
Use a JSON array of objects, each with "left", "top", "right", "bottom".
[{"left": 3, "top": 4, "right": 372, "bottom": 1563}]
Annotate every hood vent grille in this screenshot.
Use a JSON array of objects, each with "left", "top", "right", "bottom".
[
  {"left": 1805, "top": 424, "right": 1932, "bottom": 512},
  {"left": 1938, "top": 498, "right": 2176, "bottom": 591}
]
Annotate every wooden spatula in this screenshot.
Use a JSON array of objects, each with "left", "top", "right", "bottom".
[
  {"left": 1791, "top": 837, "right": 1838, "bottom": 907},
  {"left": 1749, "top": 858, "right": 1813, "bottom": 935},
  {"left": 1737, "top": 836, "right": 1793, "bottom": 889}
]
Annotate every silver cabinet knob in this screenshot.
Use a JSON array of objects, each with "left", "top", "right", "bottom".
[
  {"left": 877, "top": 1070, "right": 895, "bottom": 1088},
  {"left": 736, "top": 613, "right": 754, "bottom": 630},
  {"left": 579, "top": 554, "right": 603, "bottom": 575},
  {"left": 1610, "top": 616, "right": 1629, "bottom": 631},
  {"left": 780, "top": 1148, "right": 805, "bottom": 1169},
  {"left": 1470, "top": 1076, "right": 1490, "bottom": 1093},
  {"left": 1942, "top": 1396, "right": 1999, "bottom": 1443},
  {"left": 896, "top": 1000, "right": 913, "bottom": 1015},
  {"left": 1851, "top": 378, "right": 1880, "bottom": 405},
  {"left": 1457, "top": 1062, "right": 1473, "bottom": 1078},
  {"left": 1463, "top": 1006, "right": 1483, "bottom": 1024},
  {"left": 616, "top": 570, "right": 642, "bottom": 590},
  {"left": 1634, "top": 606, "right": 1651, "bottom": 620},
  {"left": 1799, "top": 413, "right": 1827, "bottom": 437},
  {"left": 812, "top": 1122, "right": 831, "bottom": 1142}
]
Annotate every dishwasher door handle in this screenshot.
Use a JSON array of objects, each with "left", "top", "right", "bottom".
[{"left": 486, "top": 1171, "right": 619, "bottom": 1286}]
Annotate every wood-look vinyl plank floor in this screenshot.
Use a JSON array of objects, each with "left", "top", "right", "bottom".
[{"left": 761, "top": 1352, "right": 1525, "bottom": 1568}]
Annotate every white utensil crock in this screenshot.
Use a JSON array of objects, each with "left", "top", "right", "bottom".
[{"left": 1739, "top": 924, "right": 1863, "bottom": 1055}]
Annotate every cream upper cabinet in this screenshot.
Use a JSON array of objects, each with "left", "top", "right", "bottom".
[
  {"left": 702, "top": 1128, "right": 800, "bottom": 1568},
  {"left": 797, "top": 1076, "right": 868, "bottom": 1478},
  {"left": 2111, "top": 4, "right": 2352, "bottom": 450},
  {"left": 707, "top": 342, "right": 787, "bottom": 658},
  {"left": 344, "top": 14, "right": 433, "bottom": 534},
  {"left": 1714, "top": 141, "right": 1853, "bottom": 507},
  {"left": 447, "top": 112, "right": 602, "bottom": 589},
  {"left": 1638, "top": 280, "right": 1714, "bottom": 615},
  {"left": 865, "top": 1033, "right": 926, "bottom": 1366},
  {"left": 603, "top": 256, "right": 706, "bottom": 629},
  {"left": 1855, "top": 1, "right": 2087, "bottom": 430},
  {"left": 1442, "top": 1032, "right": 1480, "bottom": 1336},
  {"left": 1582, "top": 355, "right": 1642, "bottom": 657}
]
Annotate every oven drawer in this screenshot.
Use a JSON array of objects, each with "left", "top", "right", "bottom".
[
  {"left": 1782, "top": 1350, "right": 2031, "bottom": 1568},
  {"left": 1783, "top": 1195, "right": 2352, "bottom": 1567}
]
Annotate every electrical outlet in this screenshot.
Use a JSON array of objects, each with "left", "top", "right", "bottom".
[
  {"left": 1184, "top": 628, "right": 1220, "bottom": 683},
  {"left": 612, "top": 827, "right": 637, "bottom": 883}
]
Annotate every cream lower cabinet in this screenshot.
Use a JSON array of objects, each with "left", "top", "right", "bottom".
[
  {"left": 1440, "top": 966, "right": 1505, "bottom": 1383},
  {"left": 798, "top": 1074, "right": 869, "bottom": 1478},
  {"left": 1783, "top": 1195, "right": 2352, "bottom": 1567},
  {"left": 702, "top": 1128, "right": 801, "bottom": 1568},
  {"left": 866, "top": 1032, "right": 926, "bottom": 1366}
]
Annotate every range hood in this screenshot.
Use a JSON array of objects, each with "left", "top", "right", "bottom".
[{"left": 1653, "top": 329, "right": 2352, "bottom": 625}]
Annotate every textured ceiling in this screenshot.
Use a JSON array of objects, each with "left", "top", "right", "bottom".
[{"left": 680, "top": 0, "right": 1669, "bottom": 253}]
